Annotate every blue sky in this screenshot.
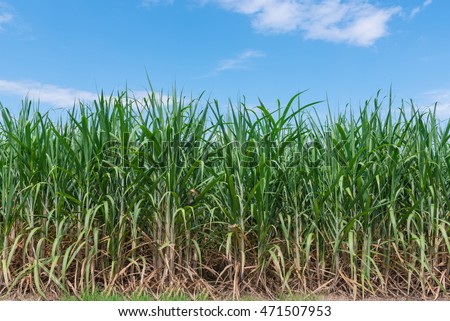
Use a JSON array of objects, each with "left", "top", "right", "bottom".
[{"left": 0, "top": 0, "right": 449, "bottom": 118}]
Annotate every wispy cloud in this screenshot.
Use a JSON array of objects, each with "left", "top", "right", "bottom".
[
  {"left": 215, "top": 50, "right": 265, "bottom": 72},
  {"left": 422, "top": 88, "right": 450, "bottom": 119},
  {"left": 0, "top": 2, "right": 14, "bottom": 31},
  {"left": 0, "top": 79, "right": 173, "bottom": 109},
  {"left": 141, "top": 0, "right": 174, "bottom": 7},
  {"left": 200, "top": 49, "right": 265, "bottom": 78},
  {"left": 0, "top": 79, "right": 98, "bottom": 107},
  {"left": 410, "top": 0, "right": 433, "bottom": 19},
  {"left": 207, "top": 0, "right": 401, "bottom": 46}
]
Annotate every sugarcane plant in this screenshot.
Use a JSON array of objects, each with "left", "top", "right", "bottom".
[{"left": 0, "top": 88, "right": 449, "bottom": 300}]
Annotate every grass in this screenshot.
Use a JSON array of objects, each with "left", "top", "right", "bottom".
[
  {"left": 59, "top": 290, "right": 314, "bottom": 301},
  {"left": 61, "top": 289, "right": 206, "bottom": 301},
  {"left": 0, "top": 87, "right": 449, "bottom": 301},
  {"left": 62, "top": 290, "right": 154, "bottom": 301}
]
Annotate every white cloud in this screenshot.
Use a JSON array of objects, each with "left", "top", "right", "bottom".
[
  {"left": 199, "top": 49, "right": 265, "bottom": 78},
  {"left": 216, "top": 0, "right": 305, "bottom": 33},
  {"left": 0, "top": 2, "right": 14, "bottom": 31},
  {"left": 409, "top": 0, "right": 432, "bottom": 19},
  {"left": 209, "top": 0, "right": 401, "bottom": 46},
  {"left": 422, "top": 89, "right": 450, "bottom": 120},
  {"left": 0, "top": 79, "right": 98, "bottom": 107},
  {"left": 141, "top": 0, "right": 174, "bottom": 7},
  {"left": 410, "top": 7, "right": 421, "bottom": 18},
  {"left": 216, "top": 49, "right": 265, "bottom": 72},
  {"left": 0, "top": 79, "right": 177, "bottom": 110}
]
